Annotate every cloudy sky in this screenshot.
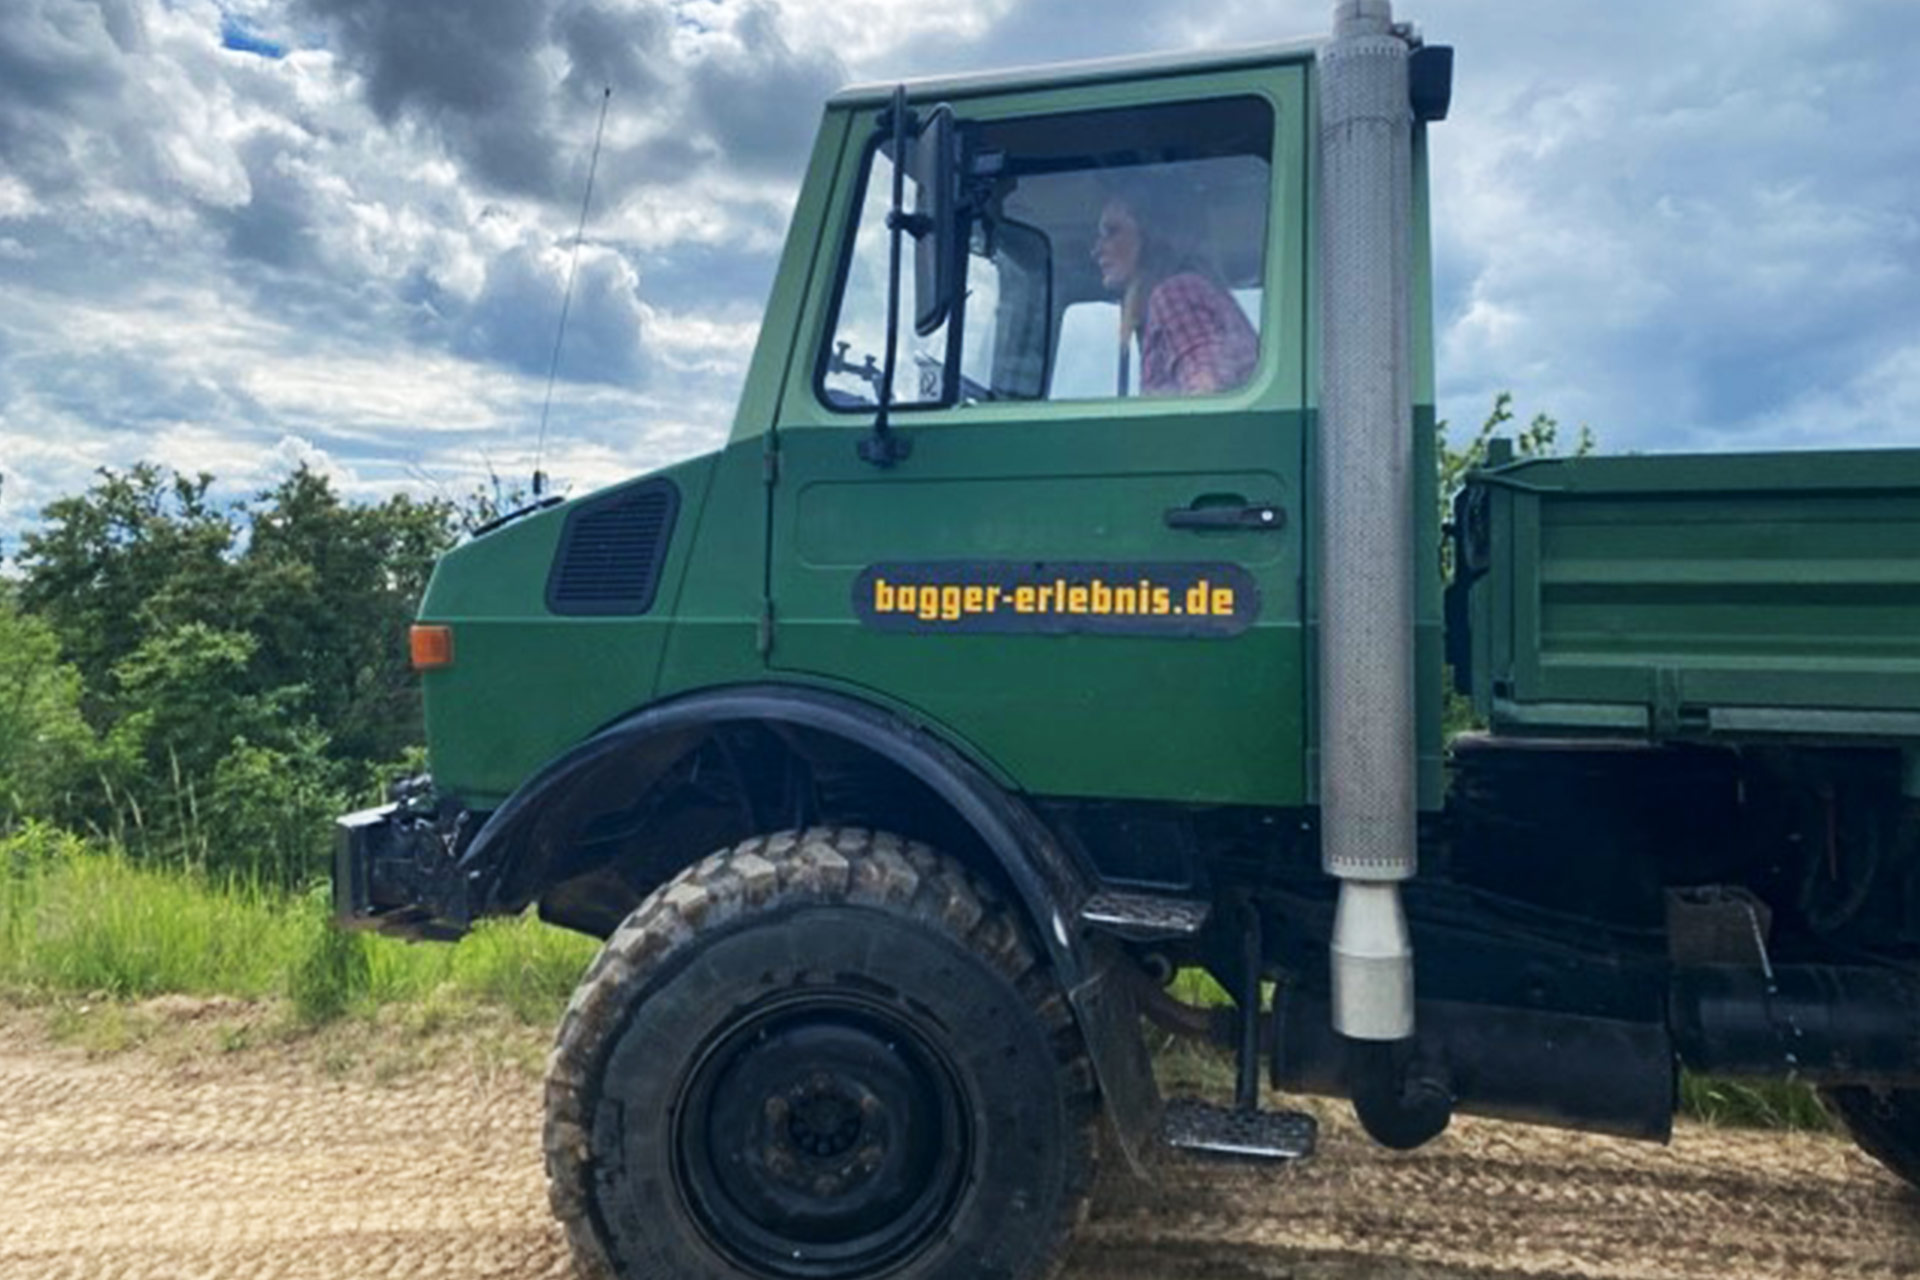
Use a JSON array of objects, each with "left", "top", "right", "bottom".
[{"left": 2, "top": 0, "right": 1917, "bottom": 554}]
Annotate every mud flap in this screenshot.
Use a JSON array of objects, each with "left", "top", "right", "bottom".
[{"left": 1068, "top": 941, "right": 1162, "bottom": 1180}]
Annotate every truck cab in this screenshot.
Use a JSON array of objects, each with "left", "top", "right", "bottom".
[{"left": 389, "top": 40, "right": 1443, "bottom": 835}]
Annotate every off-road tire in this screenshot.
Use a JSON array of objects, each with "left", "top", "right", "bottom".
[
  {"left": 544, "top": 827, "right": 1098, "bottom": 1280},
  {"left": 1823, "top": 1086, "right": 1920, "bottom": 1189}
]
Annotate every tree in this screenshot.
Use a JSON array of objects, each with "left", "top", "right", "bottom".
[
  {"left": 17, "top": 462, "right": 457, "bottom": 770},
  {"left": 236, "top": 466, "right": 455, "bottom": 765},
  {"left": 107, "top": 623, "right": 290, "bottom": 781},
  {"left": 15, "top": 465, "right": 240, "bottom": 716},
  {"left": 88, "top": 622, "right": 300, "bottom": 862},
  {"left": 12, "top": 462, "right": 457, "bottom": 882},
  {"left": 1439, "top": 391, "right": 1595, "bottom": 522}
]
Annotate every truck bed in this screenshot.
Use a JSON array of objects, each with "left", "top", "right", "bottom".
[{"left": 1451, "top": 446, "right": 1920, "bottom": 743}]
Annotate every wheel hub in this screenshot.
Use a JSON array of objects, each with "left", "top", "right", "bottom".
[
  {"left": 760, "top": 1072, "right": 888, "bottom": 1197},
  {"left": 673, "top": 998, "right": 970, "bottom": 1278}
]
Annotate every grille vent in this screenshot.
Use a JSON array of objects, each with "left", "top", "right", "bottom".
[{"left": 545, "top": 479, "right": 680, "bottom": 616}]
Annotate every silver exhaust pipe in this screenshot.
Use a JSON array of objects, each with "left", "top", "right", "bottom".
[{"left": 1317, "top": 0, "right": 1417, "bottom": 1045}]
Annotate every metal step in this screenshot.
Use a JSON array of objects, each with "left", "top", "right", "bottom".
[
  {"left": 1162, "top": 1099, "right": 1318, "bottom": 1162},
  {"left": 1078, "top": 891, "right": 1210, "bottom": 942}
]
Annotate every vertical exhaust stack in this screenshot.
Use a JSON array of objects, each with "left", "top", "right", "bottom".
[{"left": 1318, "top": 0, "right": 1418, "bottom": 1047}]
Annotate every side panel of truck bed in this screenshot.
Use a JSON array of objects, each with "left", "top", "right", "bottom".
[{"left": 1457, "top": 449, "right": 1920, "bottom": 742}]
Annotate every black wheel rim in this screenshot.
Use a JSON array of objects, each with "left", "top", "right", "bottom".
[{"left": 672, "top": 993, "right": 973, "bottom": 1278}]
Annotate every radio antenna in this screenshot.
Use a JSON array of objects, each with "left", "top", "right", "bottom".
[{"left": 534, "top": 85, "right": 613, "bottom": 499}]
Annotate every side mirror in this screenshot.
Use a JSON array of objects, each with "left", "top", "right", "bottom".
[
  {"left": 911, "top": 105, "right": 963, "bottom": 338},
  {"left": 858, "top": 93, "right": 963, "bottom": 467}
]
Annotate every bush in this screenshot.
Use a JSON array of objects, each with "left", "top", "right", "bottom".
[{"left": 206, "top": 736, "right": 347, "bottom": 889}]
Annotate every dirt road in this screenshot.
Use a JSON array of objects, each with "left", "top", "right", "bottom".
[{"left": 2, "top": 1007, "right": 1916, "bottom": 1280}]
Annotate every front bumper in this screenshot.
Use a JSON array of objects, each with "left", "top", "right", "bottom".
[{"left": 333, "top": 793, "right": 473, "bottom": 941}]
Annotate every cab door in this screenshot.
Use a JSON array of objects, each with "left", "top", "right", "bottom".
[{"left": 767, "top": 71, "right": 1311, "bottom": 808}]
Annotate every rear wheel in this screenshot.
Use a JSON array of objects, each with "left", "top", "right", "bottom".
[
  {"left": 1824, "top": 1086, "right": 1920, "bottom": 1188},
  {"left": 544, "top": 828, "right": 1097, "bottom": 1280}
]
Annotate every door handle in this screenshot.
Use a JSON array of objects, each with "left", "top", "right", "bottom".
[{"left": 1164, "top": 502, "right": 1286, "bottom": 531}]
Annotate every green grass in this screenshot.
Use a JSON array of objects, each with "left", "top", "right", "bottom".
[
  {"left": 1, "top": 824, "right": 598, "bottom": 1027},
  {"left": 1680, "top": 1072, "right": 1834, "bottom": 1133},
  {"left": 3, "top": 825, "right": 302, "bottom": 999},
  {"left": 344, "top": 908, "right": 601, "bottom": 1024}
]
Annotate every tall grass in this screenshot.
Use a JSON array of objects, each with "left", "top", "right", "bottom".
[
  {"left": 1, "top": 824, "right": 598, "bottom": 1025},
  {"left": 4, "top": 847, "right": 301, "bottom": 998}
]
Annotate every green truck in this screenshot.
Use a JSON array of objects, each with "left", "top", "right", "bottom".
[{"left": 335, "top": 4, "right": 1920, "bottom": 1276}]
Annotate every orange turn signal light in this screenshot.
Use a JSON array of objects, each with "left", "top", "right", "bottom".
[{"left": 410, "top": 624, "right": 454, "bottom": 671}]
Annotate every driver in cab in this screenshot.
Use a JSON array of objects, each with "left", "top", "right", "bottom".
[{"left": 1095, "top": 183, "right": 1259, "bottom": 397}]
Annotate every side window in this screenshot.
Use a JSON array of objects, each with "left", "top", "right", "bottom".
[
  {"left": 818, "top": 96, "right": 1275, "bottom": 412},
  {"left": 821, "top": 144, "right": 958, "bottom": 408}
]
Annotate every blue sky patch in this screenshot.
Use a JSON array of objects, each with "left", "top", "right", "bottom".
[{"left": 220, "top": 14, "right": 287, "bottom": 59}]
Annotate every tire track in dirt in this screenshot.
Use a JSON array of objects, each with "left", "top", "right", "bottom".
[
  {"left": 1, "top": 1015, "right": 1917, "bottom": 1279},
  {"left": 0, "top": 1019, "right": 570, "bottom": 1280},
  {"left": 1079, "top": 1102, "right": 1920, "bottom": 1279}
]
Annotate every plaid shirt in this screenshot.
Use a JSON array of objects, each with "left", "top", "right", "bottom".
[{"left": 1139, "top": 272, "right": 1259, "bottom": 396}]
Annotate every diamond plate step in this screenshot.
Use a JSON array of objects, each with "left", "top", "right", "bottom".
[
  {"left": 1161, "top": 1099, "right": 1318, "bottom": 1162},
  {"left": 1077, "top": 892, "right": 1210, "bottom": 942}
]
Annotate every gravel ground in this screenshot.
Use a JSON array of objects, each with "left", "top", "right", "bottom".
[{"left": 2, "top": 1004, "right": 1916, "bottom": 1280}]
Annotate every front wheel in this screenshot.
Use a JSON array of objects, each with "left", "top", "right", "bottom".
[
  {"left": 544, "top": 828, "right": 1097, "bottom": 1280},
  {"left": 1824, "top": 1086, "right": 1920, "bottom": 1188}
]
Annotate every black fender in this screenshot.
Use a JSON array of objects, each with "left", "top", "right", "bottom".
[{"left": 459, "top": 682, "right": 1161, "bottom": 1172}]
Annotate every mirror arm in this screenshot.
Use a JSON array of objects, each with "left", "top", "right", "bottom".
[
  {"left": 860, "top": 85, "right": 915, "bottom": 469},
  {"left": 889, "top": 210, "right": 935, "bottom": 238}
]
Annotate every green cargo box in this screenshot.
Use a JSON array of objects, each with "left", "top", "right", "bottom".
[{"left": 1451, "top": 446, "right": 1920, "bottom": 745}]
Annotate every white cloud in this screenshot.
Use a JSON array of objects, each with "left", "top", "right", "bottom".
[
  {"left": 0, "top": 175, "right": 36, "bottom": 219},
  {"left": 268, "top": 433, "right": 352, "bottom": 485},
  {"left": 1426, "top": 0, "right": 1920, "bottom": 450},
  {"left": 648, "top": 310, "right": 760, "bottom": 378}
]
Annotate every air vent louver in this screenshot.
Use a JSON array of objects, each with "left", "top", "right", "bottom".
[{"left": 545, "top": 479, "right": 680, "bottom": 616}]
